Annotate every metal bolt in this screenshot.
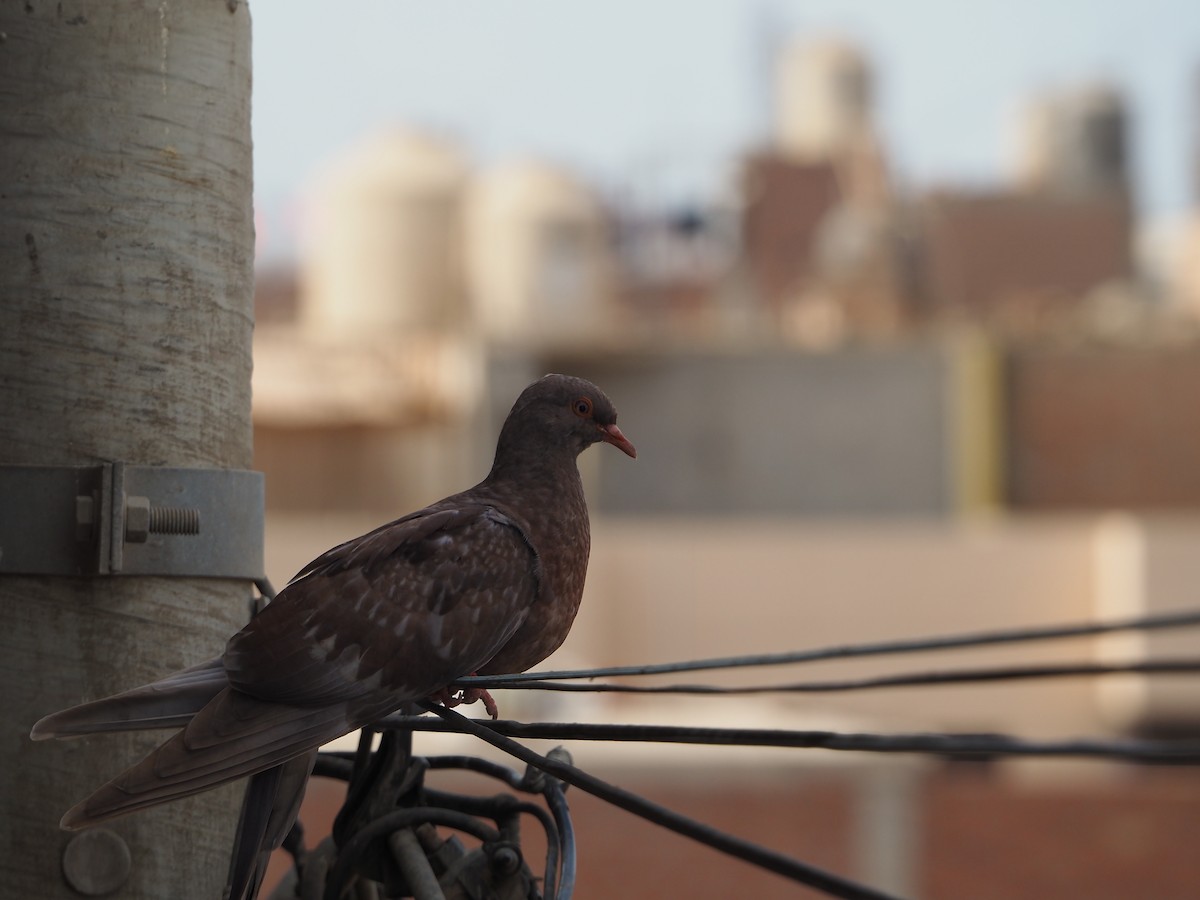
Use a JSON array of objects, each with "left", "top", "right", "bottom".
[
  {"left": 61, "top": 828, "right": 131, "bottom": 895},
  {"left": 487, "top": 841, "right": 523, "bottom": 877},
  {"left": 123, "top": 495, "right": 200, "bottom": 543}
]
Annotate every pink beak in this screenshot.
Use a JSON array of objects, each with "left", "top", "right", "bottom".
[{"left": 600, "top": 423, "right": 636, "bottom": 458}]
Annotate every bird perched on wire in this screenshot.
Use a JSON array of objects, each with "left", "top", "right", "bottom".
[{"left": 31, "top": 373, "right": 635, "bottom": 900}]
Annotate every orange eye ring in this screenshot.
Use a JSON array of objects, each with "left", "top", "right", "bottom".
[{"left": 572, "top": 397, "right": 593, "bottom": 418}]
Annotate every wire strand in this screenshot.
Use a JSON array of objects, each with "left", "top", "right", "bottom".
[
  {"left": 456, "top": 607, "right": 1200, "bottom": 685},
  {"left": 384, "top": 715, "right": 1200, "bottom": 764},
  {"left": 461, "top": 657, "right": 1200, "bottom": 696}
]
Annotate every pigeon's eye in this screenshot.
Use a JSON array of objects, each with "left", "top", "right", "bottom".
[{"left": 572, "top": 397, "right": 593, "bottom": 418}]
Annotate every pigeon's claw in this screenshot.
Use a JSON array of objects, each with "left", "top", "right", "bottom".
[
  {"left": 468, "top": 686, "right": 499, "bottom": 720},
  {"left": 430, "top": 675, "right": 499, "bottom": 720}
]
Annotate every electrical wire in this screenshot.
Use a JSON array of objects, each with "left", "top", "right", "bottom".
[
  {"left": 303, "top": 607, "right": 1200, "bottom": 899},
  {"left": 420, "top": 703, "right": 903, "bottom": 900},
  {"left": 460, "top": 657, "right": 1200, "bottom": 696},
  {"left": 384, "top": 716, "right": 1200, "bottom": 764},
  {"left": 456, "top": 606, "right": 1200, "bottom": 686}
]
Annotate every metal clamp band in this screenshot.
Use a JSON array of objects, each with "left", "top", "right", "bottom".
[{"left": 0, "top": 462, "right": 264, "bottom": 580}]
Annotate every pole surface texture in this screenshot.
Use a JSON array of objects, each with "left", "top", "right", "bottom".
[{"left": 1, "top": 2, "right": 255, "bottom": 897}]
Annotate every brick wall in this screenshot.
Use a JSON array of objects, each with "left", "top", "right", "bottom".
[{"left": 1006, "top": 344, "right": 1200, "bottom": 509}]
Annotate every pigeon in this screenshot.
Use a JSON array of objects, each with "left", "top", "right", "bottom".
[{"left": 31, "top": 373, "right": 635, "bottom": 899}]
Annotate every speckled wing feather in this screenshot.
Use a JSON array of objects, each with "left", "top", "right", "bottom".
[
  {"left": 59, "top": 502, "right": 542, "bottom": 829},
  {"left": 226, "top": 502, "right": 542, "bottom": 706}
]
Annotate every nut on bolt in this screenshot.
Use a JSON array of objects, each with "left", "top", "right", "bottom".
[
  {"left": 124, "top": 496, "right": 151, "bottom": 543},
  {"left": 486, "top": 841, "right": 523, "bottom": 876}
]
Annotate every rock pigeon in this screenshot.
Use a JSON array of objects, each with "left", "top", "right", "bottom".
[{"left": 31, "top": 373, "right": 635, "bottom": 899}]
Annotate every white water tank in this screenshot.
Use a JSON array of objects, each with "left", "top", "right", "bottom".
[
  {"left": 776, "top": 37, "right": 873, "bottom": 162},
  {"left": 466, "top": 161, "right": 614, "bottom": 343},
  {"left": 1015, "top": 84, "right": 1128, "bottom": 196},
  {"left": 300, "top": 128, "right": 470, "bottom": 336}
]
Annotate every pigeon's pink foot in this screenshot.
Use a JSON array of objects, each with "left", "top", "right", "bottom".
[
  {"left": 461, "top": 684, "right": 499, "bottom": 720},
  {"left": 430, "top": 674, "right": 499, "bottom": 719}
]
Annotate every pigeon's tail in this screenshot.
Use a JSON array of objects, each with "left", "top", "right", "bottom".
[
  {"left": 224, "top": 752, "right": 317, "bottom": 900},
  {"left": 58, "top": 687, "right": 353, "bottom": 831},
  {"left": 30, "top": 657, "right": 230, "bottom": 740}
]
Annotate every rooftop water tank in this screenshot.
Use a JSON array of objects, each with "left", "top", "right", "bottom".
[
  {"left": 775, "top": 37, "right": 873, "bottom": 162},
  {"left": 300, "top": 128, "right": 470, "bottom": 337},
  {"left": 466, "top": 161, "right": 614, "bottom": 344},
  {"left": 1014, "top": 84, "right": 1128, "bottom": 196}
]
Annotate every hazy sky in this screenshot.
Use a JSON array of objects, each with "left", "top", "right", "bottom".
[{"left": 251, "top": 0, "right": 1199, "bottom": 259}]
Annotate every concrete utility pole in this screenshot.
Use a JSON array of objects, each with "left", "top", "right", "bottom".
[{"left": 0, "top": 3, "right": 255, "bottom": 897}]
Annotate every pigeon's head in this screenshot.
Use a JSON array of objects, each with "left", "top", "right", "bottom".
[{"left": 498, "top": 374, "right": 636, "bottom": 462}]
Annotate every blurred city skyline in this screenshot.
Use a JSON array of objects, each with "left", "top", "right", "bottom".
[
  {"left": 244, "top": 9, "right": 1200, "bottom": 890},
  {"left": 251, "top": 0, "right": 1199, "bottom": 261}
]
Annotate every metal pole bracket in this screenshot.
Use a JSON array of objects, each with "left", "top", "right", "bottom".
[{"left": 0, "top": 463, "right": 265, "bottom": 580}]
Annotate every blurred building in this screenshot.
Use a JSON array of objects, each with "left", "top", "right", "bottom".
[
  {"left": 745, "top": 66, "right": 1139, "bottom": 335},
  {"left": 1175, "top": 218, "right": 1200, "bottom": 316},
  {"left": 1168, "top": 72, "right": 1200, "bottom": 317},
  {"left": 774, "top": 36, "right": 873, "bottom": 165},
  {"left": 252, "top": 266, "right": 300, "bottom": 325},
  {"left": 254, "top": 127, "right": 484, "bottom": 513},
  {"left": 1006, "top": 343, "right": 1200, "bottom": 510},
  {"left": 502, "top": 344, "right": 986, "bottom": 517},
  {"left": 911, "top": 81, "right": 1135, "bottom": 328},
  {"left": 252, "top": 327, "right": 483, "bottom": 513},
  {"left": 741, "top": 148, "right": 896, "bottom": 344},
  {"left": 1014, "top": 83, "right": 1130, "bottom": 197},
  {"left": 300, "top": 128, "right": 470, "bottom": 338},
  {"left": 465, "top": 160, "right": 617, "bottom": 346},
  {"left": 739, "top": 153, "right": 842, "bottom": 318},
  {"left": 248, "top": 49, "right": 1200, "bottom": 900},
  {"left": 915, "top": 189, "right": 1134, "bottom": 325},
  {"left": 774, "top": 36, "right": 890, "bottom": 211},
  {"left": 613, "top": 203, "right": 744, "bottom": 335},
  {"left": 742, "top": 36, "right": 909, "bottom": 340}
]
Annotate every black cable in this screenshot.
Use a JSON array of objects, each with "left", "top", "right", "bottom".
[
  {"left": 513, "top": 800, "right": 563, "bottom": 900},
  {"left": 518, "top": 800, "right": 563, "bottom": 899},
  {"left": 383, "top": 715, "right": 1200, "bottom": 764},
  {"left": 422, "top": 754, "right": 570, "bottom": 898},
  {"left": 331, "top": 752, "right": 567, "bottom": 897},
  {"left": 420, "top": 703, "right": 902, "bottom": 900},
  {"left": 542, "top": 777, "right": 576, "bottom": 900},
  {"left": 455, "top": 607, "right": 1200, "bottom": 685},
  {"left": 422, "top": 787, "right": 562, "bottom": 898},
  {"left": 322, "top": 807, "right": 500, "bottom": 900},
  {"left": 424, "top": 754, "right": 529, "bottom": 786},
  {"left": 465, "top": 657, "right": 1200, "bottom": 696},
  {"left": 302, "top": 605, "right": 1200, "bottom": 896},
  {"left": 399, "top": 753, "right": 576, "bottom": 896},
  {"left": 312, "top": 754, "right": 356, "bottom": 781},
  {"left": 420, "top": 786, "right": 522, "bottom": 819}
]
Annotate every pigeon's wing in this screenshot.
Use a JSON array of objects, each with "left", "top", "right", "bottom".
[
  {"left": 60, "top": 503, "right": 542, "bottom": 831},
  {"left": 225, "top": 502, "right": 544, "bottom": 706}
]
